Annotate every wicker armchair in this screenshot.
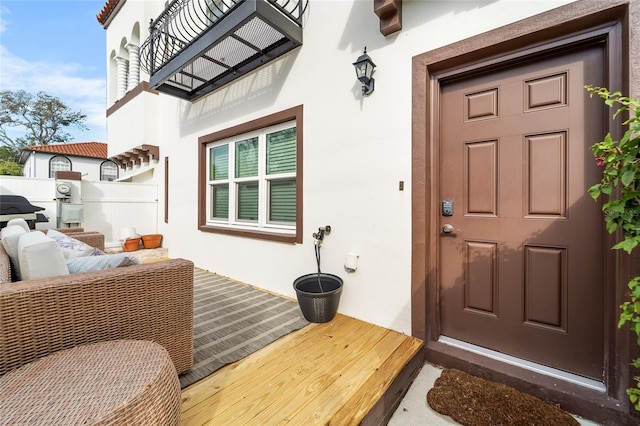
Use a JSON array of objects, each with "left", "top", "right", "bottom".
[{"left": 0, "top": 234, "right": 194, "bottom": 377}]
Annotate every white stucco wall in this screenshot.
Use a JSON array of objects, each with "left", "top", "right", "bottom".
[
  {"left": 104, "top": 0, "right": 164, "bottom": 106},
  {"left": 0, "top": 175, "right": 158, "bottom": 243},
  {"left": 105, "top": 0, "right": 576, "bottom": 335},
  {"left": 21, "top": 151, "right": 107, "bottom": 181}
]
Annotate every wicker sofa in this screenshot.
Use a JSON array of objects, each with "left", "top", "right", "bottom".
[{"left": 0, "top": 229, "right": 194, "bottom": 377}]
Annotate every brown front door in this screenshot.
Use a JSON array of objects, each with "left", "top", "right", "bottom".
[{"left": 438, "top": 43, "right": 605, "bottom": 379}]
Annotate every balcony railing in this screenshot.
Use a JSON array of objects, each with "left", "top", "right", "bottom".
[{"left": 140, "top": 0, "right": 308, "bottom": 101}]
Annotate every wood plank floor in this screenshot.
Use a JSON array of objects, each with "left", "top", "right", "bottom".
[{"left": 180, "top": 313, "right": 424, "bottom": 425}]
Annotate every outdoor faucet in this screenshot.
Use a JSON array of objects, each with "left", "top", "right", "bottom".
[{"left": 313, "top": 225, "right": 331, "bottom": 246}]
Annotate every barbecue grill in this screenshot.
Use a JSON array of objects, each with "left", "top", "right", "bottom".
[{"left": 0, "top": 195, "right": 49, "bottom": 229}]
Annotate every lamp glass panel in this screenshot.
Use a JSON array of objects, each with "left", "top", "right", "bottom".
[{"left": 364, "top": 61, "right": 374, "bottom": 79}]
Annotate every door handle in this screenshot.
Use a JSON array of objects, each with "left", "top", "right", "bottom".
[{"left": 442, "top": 224, "right": 455, "bottom": 234}]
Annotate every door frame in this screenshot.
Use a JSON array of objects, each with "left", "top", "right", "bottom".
[{"left": 411, "top": 1, "right": 635, "bottom": 423}]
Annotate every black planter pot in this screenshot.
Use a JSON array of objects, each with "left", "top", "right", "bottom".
[{"left": 293, "top": 273, "right": 343, "bottom": 323}]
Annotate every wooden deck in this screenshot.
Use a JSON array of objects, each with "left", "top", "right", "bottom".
[{"left": 180, "top": 313, "right": 424, "bottom": 425}]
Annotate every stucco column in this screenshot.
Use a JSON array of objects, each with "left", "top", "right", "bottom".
[
  {"left": 115, "top": 56, "right": 129, "bottom": 100},
  {"left": 126, "top": 44, "right": 140, "bottom": 91}
]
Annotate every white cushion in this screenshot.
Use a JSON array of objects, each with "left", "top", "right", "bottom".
[
  {"left": 7, "top": 218, "right": 31, "bottom": 233},
  {"left": 1, "top": 225, "right": 28, "bottom": 280},
  {"left": 18, "top": 231, "right": 69, "bottom": 280},
  {"left": 66, "top": 253, "right": 140, "bottom": 274}
]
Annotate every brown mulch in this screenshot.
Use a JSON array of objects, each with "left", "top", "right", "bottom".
[{"left": 427, "top": 369, "right": 579, "bottom": 426}]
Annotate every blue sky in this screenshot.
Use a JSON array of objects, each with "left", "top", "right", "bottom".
[{"left": 0, "top": 0, "right": 107, "bottom": 143}]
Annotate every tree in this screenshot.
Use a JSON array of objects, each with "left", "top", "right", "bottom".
[
  {"left": 0, "top": 90, "right": 88, "bottom": 163},
  {"left": 0, "top": 160, "right": 23, "bottom": 176}
]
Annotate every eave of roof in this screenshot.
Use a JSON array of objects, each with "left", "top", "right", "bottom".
[
  {"left": 22, "top": 142, "right": 109, "bottom": 160},
  {"left": 96, "top": 0, "right": 125, "bottom": 28}
]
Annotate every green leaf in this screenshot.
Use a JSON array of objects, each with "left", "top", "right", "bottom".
[
  {"left": 608, "top": 202, "right": 626, "bottom": 213},
  {"left": 613, "top": 238, "right": 639, "bottom": 254},
  {"left": 620, "top": 311, "right": 632, "bottom": 328}
]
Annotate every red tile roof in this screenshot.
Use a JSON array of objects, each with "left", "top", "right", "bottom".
[
  {"left": 96, "top": 0, "right": 122, "bottom": 26},
  {"left": 23, "top": 142, "right": 108, "bottom": 159}
]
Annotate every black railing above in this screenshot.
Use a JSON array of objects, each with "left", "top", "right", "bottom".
[{"left": 140, "top": 0, "right": 308, "bottom": 101}]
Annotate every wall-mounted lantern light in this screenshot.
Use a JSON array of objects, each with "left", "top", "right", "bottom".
[{"left": 353, "top": 47, "right": 376, "bottom": 96}]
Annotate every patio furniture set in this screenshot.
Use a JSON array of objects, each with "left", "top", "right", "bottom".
[{"left": 0, "top": 222, "right": 195, "bottom": 424}]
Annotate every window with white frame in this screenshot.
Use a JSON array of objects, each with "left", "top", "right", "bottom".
[
  {"left": 206, "top": 121, "right": 297, "bottom": 233},
  {"left": 100, "top": 160, "right": 119, "bottom": 181},
  {"left": 49, "top": 155, "right": 71, "bottom": 178},
  {"left": 199, "top": 105, "right": 302, "bottom": 243}
]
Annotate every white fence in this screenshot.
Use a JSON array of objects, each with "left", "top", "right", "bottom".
[{"left": 0, "top": 176, "right": 159, "bottom": 247}]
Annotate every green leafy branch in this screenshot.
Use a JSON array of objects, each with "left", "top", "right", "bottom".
[{"left": 586, "top": 85, "right": 640, "bottom": 409}]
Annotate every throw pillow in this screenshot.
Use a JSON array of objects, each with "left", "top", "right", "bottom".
[
  {"left": 46, "top": 229, "right": 104, "bottom": 258},
  {"left": 1, "top": 225, "right": 28, "bottom": 280},
  {"left": 66, "top": 253, "right": 140, "bottom": 274},
  {"left": 18, "top": 231, "right": 69, "bottom": 280},
  {"left": 44, "top": 229, "right": 67, "bottom": 239},
  {"left": 7, "top": 218, "right": 31, "bottom": 233}
]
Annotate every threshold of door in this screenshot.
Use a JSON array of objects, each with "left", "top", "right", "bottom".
[{"left": 438, "top": 336, "right": 606, "bottom": 392}]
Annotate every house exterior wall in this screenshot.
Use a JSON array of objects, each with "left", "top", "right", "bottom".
[
  {"left": 106, "top": 92, "right": 160, "bottom": 158},
  {"left": 106, "top": 89, "right": 162, "bottom": 183},
  {"left": 21, "top": 153, "right": 36, "bottom": 177},
  {"left": 21, "top": 151, "right": 106, "bottom": 181},
  {"left": 105, "top": 0, "right": 164, "bottom": 106},
  {"left": 105, "top": 0, "right": 576, "bottom": 334}
]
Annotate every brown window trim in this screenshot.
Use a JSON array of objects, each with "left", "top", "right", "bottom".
[
  {"left": 164, "top": 156, "right": 169, "bottom": 224},
  {"left": 198, "top": 105, "right": 303, "bottom": 244}
]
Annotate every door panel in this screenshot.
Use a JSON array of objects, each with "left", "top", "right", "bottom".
[{"left": 439, "top": 44, "right": 605, "bottom": 379}]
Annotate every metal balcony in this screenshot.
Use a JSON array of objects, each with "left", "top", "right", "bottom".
[{"left": 140, "top": 0, "right": 307, "bottom": 101}]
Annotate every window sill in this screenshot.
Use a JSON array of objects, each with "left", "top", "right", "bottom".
[{"left": 199, "top": 224, "right": 300, "bottom": 244}]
